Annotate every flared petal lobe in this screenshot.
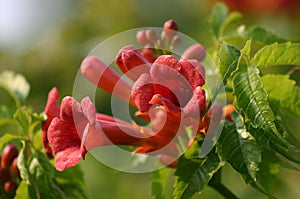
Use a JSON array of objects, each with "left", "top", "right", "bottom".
[{"left": 41, "top": 87, "right": 60, "bottom": 159}]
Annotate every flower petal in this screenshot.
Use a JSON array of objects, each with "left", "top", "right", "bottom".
[
  {"left": 183, "top": 86, "right": 206, "bottom": 116},
  {"left": 181, "top": 44, "right": 206, "bottom": 62},
  {"left": 131, "top": 73, "right": 155, "bottom": 112},
  {"left": 179, "top": 59, "right": 205, "bottom": 88},
  {"left": 48, "top": 117, "right": 82, "bottom": 171},
  {"left": 55, "top": 147, "right": 82, "bottom": 171},
  {"left": 150, "top": 55, "right": 193, "bottom": 106},
  {"left": 41, "top": 87, "right": 60, "bottom": 159},
  {"left": 116, "top": 45, "right": 151, "bottom": 81}
]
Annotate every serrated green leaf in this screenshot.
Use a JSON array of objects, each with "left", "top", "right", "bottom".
[
  {"left": 233, "top": 65, "right": 287, "bottom": 145},
  {"left": 224, "top": 26, "right": 287, "bottom": 45},
  {"left": 0, "top": 133, "right": 26, "bottom": 149},
  {"left": 209, "top": 2, "right": 229, "bottom": 39},
  {"left": 218, "top": 43, "right": 241, "bottom": 80},
  {"left": 218, "top": 122, "right": 262, "bottom": 187},
  {"left": 151, "top": 168, "right": 172, "bottom": 199},
  {"left": 241, "top": 39, "right": 252, "bottom": 62},
  {"left": 0, "top": 70, "right": 30, "bottom": 106},
  {"left": 173, "top": 142, "right": 223, "bottom": 199},
  {"left": 251, "top": 42, "right": 300, "bottom": 68},
  {"left": 250, "top": 126, "right": 300, "bottom": 164},
  {"left": 261, "top": 74, "right": 300, "bottom": 117},
  {"left": 245, "top": 26, "right": 287, "bottom": 45}
]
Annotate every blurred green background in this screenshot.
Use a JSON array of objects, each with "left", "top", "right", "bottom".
[{"left": 0, "top": 0, "right": 300, "bottom": 198}]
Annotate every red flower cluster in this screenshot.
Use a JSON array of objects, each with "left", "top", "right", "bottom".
[
  {"left": 42, "top": 20, "right": 225, "bottom": 171},
  {"left": 0, "top": 144, "right": 20, "bottom": 196}
]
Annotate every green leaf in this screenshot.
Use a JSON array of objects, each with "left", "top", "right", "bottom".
[
  {"left": 250, "top": 125, "right": 300, "bottom": 164},
  {"left": 151, "top": 168, "right": 172, "bottom": 199},
  {"left": 218, "top": 122, "right": 262, "bottom": 191},
  {"left": 233, "top": 65, "right": 287, "bottom": 145},
  {"left": 18, "top": 142, "right": 32, "bottom": 183},
  {"left": 55, "top": 165, "right": 89, "bottom": 199},
  {"left": 219, "top": 12, "right": 242, "bottom": 39},
  {"left": 218, "top": 43, "right": 241, "bottom": 80},
  {"left": 223, "top": 26, "right": 287, "bottom": 45},
  {"left": 0, "top": 70, "right": 30, "bottom": 106},
  {"left": 209, "top": 2, "right": 229, "bottom": 39},
  {"left": 261, "top": 74, "right": 300, "bottom": 117},
  {"left": 0, "top": 133, "right": 26, "bottom": 149},
  {"left": 258, "top": 150, "right": 282, "bottom": 195},
  {"left": 15, "top": 180, "right": 37, "bottom": 199},
  {"left": 29, "top": 150, "right": 54, "bottom": 179},
  {"left": 245, "top": 26, "right": 287, "bottom": 45},
  {"left": 251, "top": 42, "right": 300, "bottom": 68},
  {"left": 208, "top": 168, "right": 239, "bottom": 199},
  {"left": 0, "top": 118, "right": 22, "bottom": 136},
  {"left": 173, "top": 142, "right": 223, "bottom": 199},
  {"left": 14, "top": 108, "right": 31, "bottom": 134}
]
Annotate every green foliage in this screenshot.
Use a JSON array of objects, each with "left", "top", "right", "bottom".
[
  {"left": 233, "top": 65, "right": 286, "bottom": 143},
  {"left": 0, "top": 71, "right": 88, "bottom": 199},
  {"left": 209, "top": 2, "right": 229, "bottom": 39},
  {"left": 173, "top": 141, "right": 223, "bottom": 199},
  {"left": 152, "top": 168, "right": 172, "bottom": 199},
  {"left": 261, "top": 74, "right": 300, "bottom": 116},
  {"left": 0, "top": 70, "right": 30, "bottom": 107},
  {"left": 218, "top": 121, "right": 265, "bottom": 194},
  {"left": 252, "top": 42, "right": 300, "bottom": 67}
]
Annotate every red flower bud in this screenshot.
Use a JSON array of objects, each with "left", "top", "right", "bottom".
[
  {"left": 1, "top": 144, "right": 18, "bottom": 169},
  {"left": 10, "top": 157, "right": 19, "bottom": 178},
  {"left": 146, "top": 29, "right": 159, "bottom": 43},
  {"left": 0, "top": 167, "right": 10, "bottom": 182},
  {"left": 163, "top": 20, "right": 178, "bottom": 41},
  {"left": 136, "top": 30, "right": 151, "bottom": 46},
  {"left": 163, "top": 20, "right": 178, "bottom": 31},
  {"left": 139, "top": 48, "right": 157, "bottom": 63},
  {"left": 116, "top": 45, "right": 151, "bottom": 81},
  {"left": 181, "top": 44, "right": 206, "bottom": 62},
  {"left": 4, "top": 181, "right": 17, "bottom": 194},
  {"left": 171, "top": 35, "right": 180, "bottom": 48},
  {"left": 222, "top": 104, "right": 235, "bottom": 122}
]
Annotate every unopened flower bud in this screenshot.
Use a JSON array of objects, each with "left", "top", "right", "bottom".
[
  {"left": 181, "top": 44, "right": 206, "bottom": 62},
  {"left": 10, "top": 157, "right": 19, "bottom": 178},
  {"left": 222, "top": 104, "right": 235, "bottom": 122},
  {"left": 163, "top": 20, "right": 178, "bottom": 41},
  {"left": 4, "top": 181, "right": 17, "bottom": 194},
  {"left": 163, "top": 19, "right": 178, "bottom": 31},
  {"left": 146, "top": 29, "right": 159, "bottom": 43},
  {"left": 139, "top": 48, "right": 157, "bottom": 63},
  {"left": 0, "top": 167, "right": 10, "bottom": 182},
  {"left": 171, "top": 35, "right": 180, "bottom": 48},
  {"left": 156, "top": 39, "right": 165, "bottom": 49},
  {"left": 136, "top": 30, "right": 151, "bottom": 46},
  {"left": 116, "top": 45, "right": 151, "bottom": 81},
  {"left": 1, "top": 144, "right": 18, "bottom": 169}
]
